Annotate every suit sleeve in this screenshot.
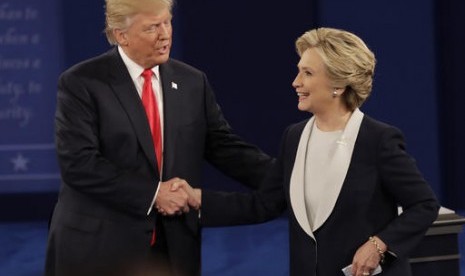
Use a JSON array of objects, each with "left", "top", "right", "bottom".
[
  {"left": 55, "top": 72, "right": 155, "bottom": 217},
  {"left": 201, "top": 127, "right": 290, "bottom": 226},
  {"left": 201, "top": 160, "right": 286, "bottom": 226},
  {"left": 375, "top": 126, "right": 439, "bottom": 259},
  {"left": 201, "top": 74, "right": 274, "bottom": 189}
]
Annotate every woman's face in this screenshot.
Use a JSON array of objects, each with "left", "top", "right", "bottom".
[{"left": 292, "top": 48, "right": 335, "bottom": 114}]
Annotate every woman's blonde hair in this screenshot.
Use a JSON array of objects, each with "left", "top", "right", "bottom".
[
  {"left": 104, "top": 0, "right": 173, "bottom": 45},
  {"left": 296, "top": 27, "right": 376, "bottom": 110}
]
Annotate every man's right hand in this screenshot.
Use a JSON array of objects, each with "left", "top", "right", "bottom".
[
  {"left": 155, "top": 178, "right": 190, "bottom": 215},
  {"left": 171, "top": 181, "right": 201, "bottom": 210}
]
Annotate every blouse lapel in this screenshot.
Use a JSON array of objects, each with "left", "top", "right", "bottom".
[
  {"left": 311, "top": 108, "right": 364, "bottom": 230},
  {"left": 290, "top": 116, "right": 316, "bottom": 240},
  {"left": 289, "top": 109, "right": 364, "bottom": 240}
]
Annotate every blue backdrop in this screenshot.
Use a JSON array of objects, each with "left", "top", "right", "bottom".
[
  {"left": 436, "top": 0, "right": 465, "bottom": 209},
  {"left": 0, "top": 0, "right": 463, "bottom": 215},
  {"left": 0, "top": 0, "right": 464, "bottom": 275},
  {"left": 0, "top": 0, "right": 62, "bottom": 193}
]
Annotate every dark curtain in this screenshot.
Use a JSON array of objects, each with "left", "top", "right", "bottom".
[
  {"left": 175, "top": 1, "right": 315, "bottom": 191},
  {"left": 436, "top": 0, "right": 465, "bottom": 209}
]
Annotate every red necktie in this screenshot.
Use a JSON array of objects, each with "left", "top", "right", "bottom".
[
  {"left": 141, "top": 69, "right": 162, "bottom": 246},
  {"left": 141, "top": 69, "right": 163, "bottom": 173}
]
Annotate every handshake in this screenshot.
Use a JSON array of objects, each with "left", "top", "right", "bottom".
[{"left": 154, "top": 177, "right": 202, "bottom": 216}]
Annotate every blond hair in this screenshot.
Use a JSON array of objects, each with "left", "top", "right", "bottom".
[
  {"left": 104, "top": 0, "right": 173, "bottom": 45},
  {"left": 296, "top": 27, "right": 376, "bottom": 110}
]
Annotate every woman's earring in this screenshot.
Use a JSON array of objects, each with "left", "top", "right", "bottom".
[{"left": 332, "top": 90, "right": 338, "bottom": 98}]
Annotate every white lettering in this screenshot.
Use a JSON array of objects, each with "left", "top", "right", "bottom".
[
  {"left": 0, "top": 3, "right": 23, "bottom": 21},
  {"left": 0, "top": 105, "right": 33, "bottom": 127},
  {"left": 28, "top": 81, "right": 42, "bottom": 94},
  {"left": 0, "top": 56, "right": 30, "bottom": 70},
  {"left": 0, "top": 28, "right": 30, "bottom": 45},
  {"left": 24, "top": 7, "right": 38, "bottom": 20},
  {"left": 0, "top": 4, "right": 39, "bottom": 21},
  {"left": 0, "top": 80, "right": 25, "bottom": 104}
]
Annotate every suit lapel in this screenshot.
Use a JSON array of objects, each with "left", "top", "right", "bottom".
[
  {"left": 159, "top": 60, "right": 181, "bottom": 179},
  {"left": 106, "top": 49, "right": 158, "bottom": 175}
]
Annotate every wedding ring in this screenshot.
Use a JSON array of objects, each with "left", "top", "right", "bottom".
[{"left": 362, "top": 272, "right": 370, "bottom": 276}]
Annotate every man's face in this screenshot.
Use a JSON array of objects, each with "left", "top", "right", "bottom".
[{"left": 117, "top": 7, "right": 172, "bottom": 68}]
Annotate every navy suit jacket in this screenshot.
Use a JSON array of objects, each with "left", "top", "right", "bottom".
[
  {"left": 45, "top": 48, "right": 272, "bottom": 276},
  {"left": 202, "top": 115, "right": 439, "bottom": 276}
]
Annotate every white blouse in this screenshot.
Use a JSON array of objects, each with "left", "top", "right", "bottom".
[{"left": 304, "top": 124, "right": 343, "bottom": 231}]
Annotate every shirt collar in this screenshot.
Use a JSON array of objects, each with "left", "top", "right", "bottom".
[{"left": 118, "top": 46, "right": 160, "bottom": 81}]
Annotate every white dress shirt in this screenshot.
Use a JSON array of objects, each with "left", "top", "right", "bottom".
[{"left": 118, "top": 46, "right": 164, "bottom": 215}]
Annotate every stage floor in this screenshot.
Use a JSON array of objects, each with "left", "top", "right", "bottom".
[{"left": 1, "top": 212, "right": 464, "bottom": 276}]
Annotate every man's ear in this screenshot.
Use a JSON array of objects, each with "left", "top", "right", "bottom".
[{"left": 113, "top": 29, "right": 128, "bottom": 46}]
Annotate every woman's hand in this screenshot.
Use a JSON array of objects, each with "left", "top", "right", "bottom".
[
  {"left": 155, "top": 178, "right": 190, "bottom": 216},
  {"left": 170, "top": 180, "right": 201, "bottom": 209},
  {"left": 351, "top": 236, "right": 386, "bottom": 276}
]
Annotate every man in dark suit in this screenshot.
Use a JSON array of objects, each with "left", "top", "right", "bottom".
[{"left": 44, "top": 0, "right": 272, "bottom": 275}]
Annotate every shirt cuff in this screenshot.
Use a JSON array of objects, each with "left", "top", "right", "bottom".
[{"left": 147, "top": 181, "right": 161, "bottom": 215}]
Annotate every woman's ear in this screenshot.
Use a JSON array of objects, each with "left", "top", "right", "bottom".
[
  {"left": 336, "top": 87, "right": 347, "bottom": 95},
  {"left": 332, "top": 87, "right": 345, "bottom": 97}
]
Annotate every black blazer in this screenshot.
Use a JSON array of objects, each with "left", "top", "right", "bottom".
[
  {"left": 202, "top": 115, "right": 439, "bottom": 276},
  {"left": 45, "top": 48, "right": 272, "bottom": 276}
]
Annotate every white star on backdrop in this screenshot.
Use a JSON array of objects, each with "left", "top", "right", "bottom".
[{"left": 11, "top": 153, "right": 30, "bottom": 172}]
